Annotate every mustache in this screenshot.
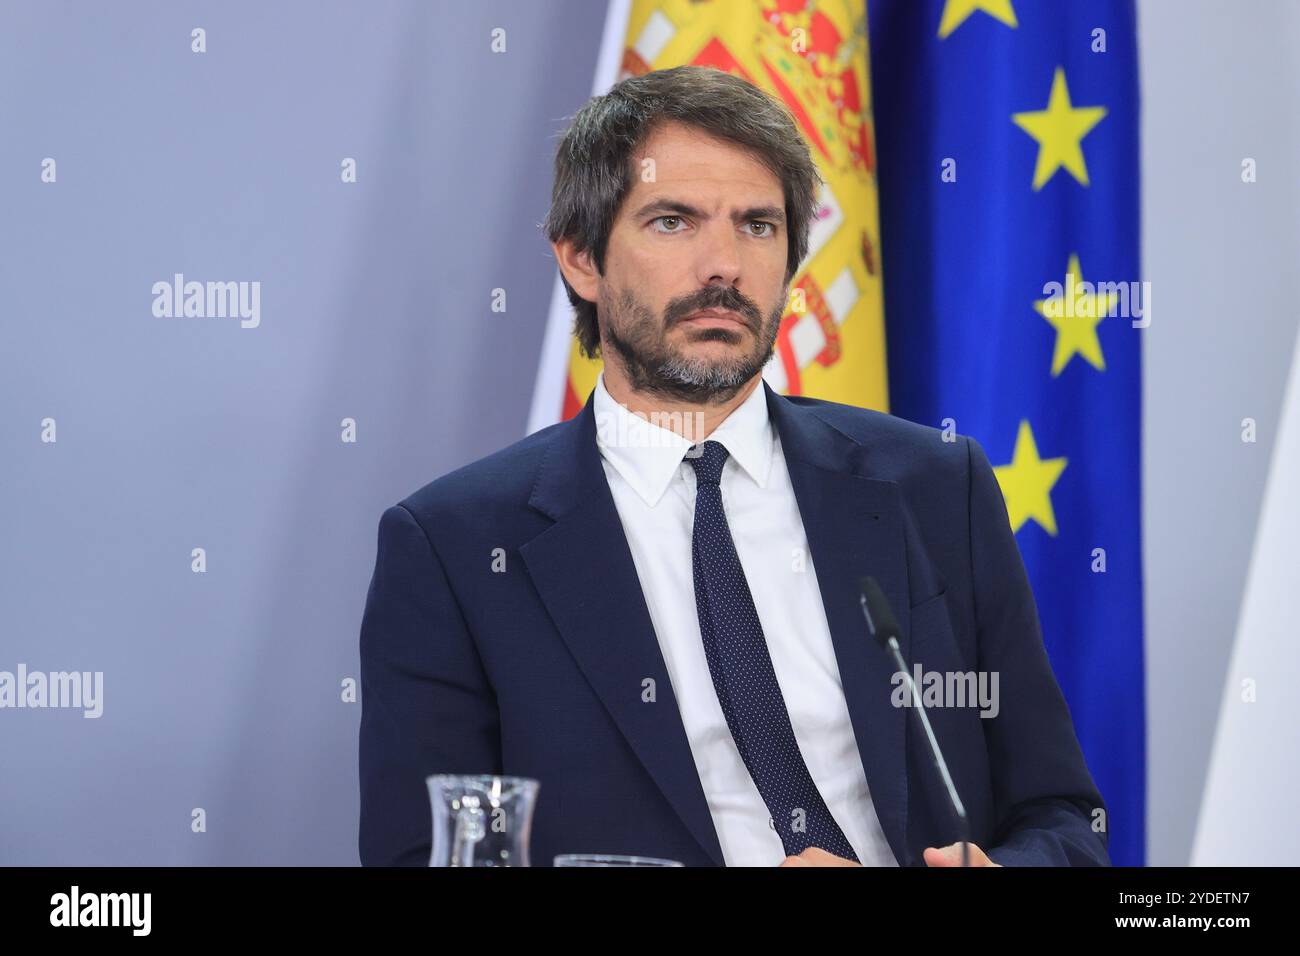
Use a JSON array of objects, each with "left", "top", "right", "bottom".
[{"left": 668, "top": 292, "right": 762, "bottom": 328}]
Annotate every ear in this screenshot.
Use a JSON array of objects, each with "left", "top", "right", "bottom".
[{"left": 551, "top": 237, "right": 600, "bottom": 304}]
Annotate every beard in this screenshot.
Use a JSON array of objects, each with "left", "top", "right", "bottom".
[{"left": 599, "top": 282, "right": 784, "bottom": 405}]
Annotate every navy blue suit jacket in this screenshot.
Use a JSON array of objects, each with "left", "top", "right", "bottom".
[{"left": 358, "top": 383, "right": 1110, "bottom": 866}]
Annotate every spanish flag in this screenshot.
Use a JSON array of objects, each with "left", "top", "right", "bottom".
[{"left": 528, "top": 0, "right": 888, "bottom": 430}]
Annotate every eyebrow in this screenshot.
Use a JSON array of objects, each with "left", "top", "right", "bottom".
[{"left": 630, "top": 198, "right": 786, "bottom": 227}]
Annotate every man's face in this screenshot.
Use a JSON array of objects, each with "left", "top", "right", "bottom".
[{"left": 595, "top": 121, "right": 790, "bottom": 403}]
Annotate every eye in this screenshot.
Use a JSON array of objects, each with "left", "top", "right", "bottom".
[
  {"left": 651, "top": 215, "right": 686, "bottom": 233},
  {"left": 748, "top": 221, "right": 776, "bottom": 237}
]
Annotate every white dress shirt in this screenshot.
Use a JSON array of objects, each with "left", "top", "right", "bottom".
[{"left": 592, "top": 372, "right": 898, "bottom": 867}]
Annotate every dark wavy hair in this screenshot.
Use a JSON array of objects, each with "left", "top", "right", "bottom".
[{"left": 542, "top": 65, "right": 824, "bottom": 359}]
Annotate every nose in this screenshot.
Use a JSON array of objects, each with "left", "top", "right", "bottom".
[{"left": 693, "top": 220, "right": 743, "bottom": 288}]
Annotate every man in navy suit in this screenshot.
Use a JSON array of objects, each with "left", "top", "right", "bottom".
[{"left": 358, "top": 66, "right": 1109, "bottom": 867}]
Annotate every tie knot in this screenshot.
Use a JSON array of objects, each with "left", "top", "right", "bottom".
[{"left": 684, "top": 439, "right": 729, "bottom": 486}]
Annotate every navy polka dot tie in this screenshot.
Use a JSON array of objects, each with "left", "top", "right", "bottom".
[{"left": 685, "top": 439, "right": 860, "bottom": 862}]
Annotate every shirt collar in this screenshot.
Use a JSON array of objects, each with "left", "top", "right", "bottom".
[{"left": 593, "top": 371, "right": 774, "bottom": 507}]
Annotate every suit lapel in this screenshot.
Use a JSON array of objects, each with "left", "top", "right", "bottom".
[
  {"left": 765, "top": 383, "right": 914, "bottom": 866},
  {"left": 519, "top": 393, "right": 726, "bottom": 866}
]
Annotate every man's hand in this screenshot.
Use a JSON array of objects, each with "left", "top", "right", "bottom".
[
  {"left": 776, "top": 843, "right": 1003, "bottom": 866},
  {"left": 778, "top": 847, "right": 862, "bottom": 867},
  {"left": 922, "top": 842, "right": 1001, "bottom": 867}
]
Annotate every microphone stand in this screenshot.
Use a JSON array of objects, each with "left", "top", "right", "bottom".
[{"left": 859, "top": 581, "right": 971, "bottom": 868}]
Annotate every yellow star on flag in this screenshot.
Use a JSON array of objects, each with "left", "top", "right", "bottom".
[
  {"left": 937, "top": 0, "right": 1017, "bottom": 39},
  {"left": 1011, "top": 66, "right": 1107, "bottom": 190},
  {"left": 1034, "top": 253, "right": 1113, "bottom": 376},
  {"left": 993, "top": 420, "right": 1068, "bottom": 536}
]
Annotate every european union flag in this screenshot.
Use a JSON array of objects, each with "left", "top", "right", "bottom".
[{"left": 870, "top": 0, "right": 1145, "bottom": 865}]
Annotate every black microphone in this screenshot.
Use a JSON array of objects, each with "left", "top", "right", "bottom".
[{"left": 859, "top": 576, "right": 972, "bottom": 868}]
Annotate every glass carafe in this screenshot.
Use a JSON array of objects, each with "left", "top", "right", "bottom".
[{"left": 427, "top": 774, "right": 539, "bottom": 867}]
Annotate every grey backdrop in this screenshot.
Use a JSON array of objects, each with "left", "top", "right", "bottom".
[
  {"left": 1139, "top": 0, "right": 1300, "bottom": 865},
  {"left": 1, "top": 0, "right": 604, "bottom": 865},
  {"left": 2, "top": 0, "right": 1296, "bottom": 865}
]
